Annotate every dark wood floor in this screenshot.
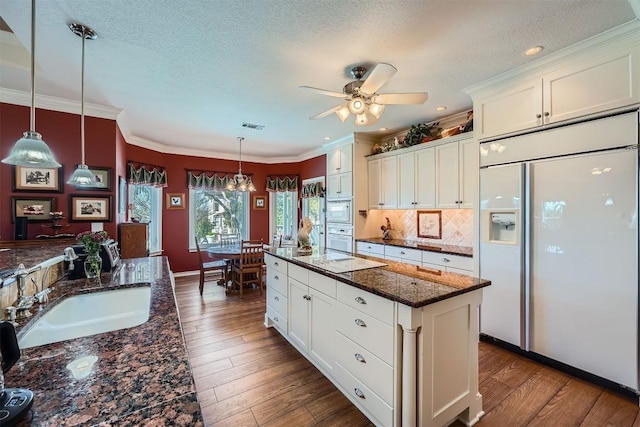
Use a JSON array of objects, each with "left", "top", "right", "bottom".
[{"left": 174, "top": 274, "right": 640, "bottom": 427}]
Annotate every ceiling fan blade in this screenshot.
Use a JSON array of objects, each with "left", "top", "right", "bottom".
[
  {"left": 359, "top": 63, "right": 397, "bottom": 95},
  {"left": 309, "top": 104, "right": 347, "bottom": 120},
  {"left": 299, "top": 86, "right": 347, "bottom": 98},
  {"left": 374, "top": 92, "right": 428, "bottom": 105}
]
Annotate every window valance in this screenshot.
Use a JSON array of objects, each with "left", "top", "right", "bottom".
[
  {"left": 301, "top": 181, "right": 325, "bottom": 198},
  {"left": 127, "top": 162, "right": 168, "bottom": 187},
  {"left": 188, "top": 171, "right": 233, "bottom": 190},
  {"left": 266, "top": 176, "right": 298, "bottom": 192}
]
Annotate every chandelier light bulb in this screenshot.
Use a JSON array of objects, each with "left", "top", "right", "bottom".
[
  {"left": 349, "top": 97, "right": 366, "bottom": 115},
  {"left": 355, "top": 112, "right": 368, "bottom": 126}
]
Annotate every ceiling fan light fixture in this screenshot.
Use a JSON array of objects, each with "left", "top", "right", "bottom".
[
  {"left": 335, "top": 106, "right": 350, "bottom": 122},
  {"left": 368, "top": 103, "right": 385, "bottom": 119},
  {"left": 355, "top": 112, "right": 368, "bottom": 126},
  {"left": 349, "top": 97, "right": 366, "bottom": 115}
]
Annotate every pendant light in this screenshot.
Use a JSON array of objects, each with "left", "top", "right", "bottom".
[
  {"left": 2, "top": 0, "right": 61, "bottom": 168},
  {"left": 67, "top": 23, "right": 100, "bottom": 187},
  {"left": 226, "top": 137, "right": 256, "bottom": 192}
]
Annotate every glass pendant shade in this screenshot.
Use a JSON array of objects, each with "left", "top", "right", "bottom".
[
  {"left": 368, "top": 103, "right": 385, "bottom": 119},
  {"left": 67, "top": 164, "right": 100, "bottom": 186},
  {"left": 2, "top": 131, "right": 61, "bottom": 167},
  {"left": 355, "top": 112, "right": 368, "bottom": 126},
  {"left": 335, "top": 106, "right": 350, "bottom": 122},
  {"left": 227, "top": 137, "right": 256, "bottom": 192}
]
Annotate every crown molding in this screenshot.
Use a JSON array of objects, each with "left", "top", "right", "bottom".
[{"left": 0, "top": 88, "right": 121, "bottom": 119}]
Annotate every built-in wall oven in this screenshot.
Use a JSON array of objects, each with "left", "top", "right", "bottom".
[
  {"left": 326, "top": 199, "right": 352, "bottom": 224},
  {"left": 326, "top": 225, "right": 353, "bottom": 254}
]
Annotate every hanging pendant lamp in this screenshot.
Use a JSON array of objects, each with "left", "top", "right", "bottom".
[
  {"left": 226, "top": 137, "right": 256, "bottom": 192},
  {"left": 67, "top": 23, "right": 101, "bottom": 187},
  {"left": 2, "top": 0, "right": 61, "bottom": 168}
]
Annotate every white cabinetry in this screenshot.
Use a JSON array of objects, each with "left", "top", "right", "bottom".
[
  {"left": 435, "top": 137, "right": 476, "bottom": 209},
  {"left": 328, "top": 144, "right": 353, "bottom": 175},
  {"left": 397, "top": 148, "right": 436, "bottom": 209},
  {"left": 368, "top": 157, "right": 397, "bottom": 209},
  {"left": 470, "top": 27, "right": 640, "bottom": 141},
  {"left": 264, "top": 253, "right": 289, "bottom": 333},
  {"left": 384, "top": 245, "right": 422, "bottom": 267},
  {"left": 326, "top": 173, "right": 352, "bottom": 198},
  {"left": 355, "top": 241, "right": 385, "bottom": 258},
  {"left": 422, "top": 251, "right": 473, "bottom": 274}
]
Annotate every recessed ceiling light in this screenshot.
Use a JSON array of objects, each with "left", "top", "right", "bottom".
[
  {"left": 324, "top": 137, "right": 331, "bottom": 140},
  {"left": 436, "top": 106, "right": 447, "bottom": 111},
  {"left": 525, "top": 46, "right": 544, "bottom": 56}
]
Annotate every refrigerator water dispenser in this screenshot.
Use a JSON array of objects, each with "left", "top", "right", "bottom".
[{"left": 489, "top": 212, "right": 516, "bottom": 243}]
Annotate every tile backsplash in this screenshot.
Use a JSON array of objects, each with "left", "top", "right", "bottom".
[{"left": 361, "top": 209, "right": 473, "bottom": 247}]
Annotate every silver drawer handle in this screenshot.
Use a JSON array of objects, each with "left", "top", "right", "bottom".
[
  {"left": 274, "top": 275, "right": 279, "bottom": 280},
  {"left": 354, "top": 353, "right": 366, "bottom": 363},
  {"left": 355, "top": 319, "right": 366, "bottom": 327},
  {"left": 400, "top": 251, "right": 405, "bottom": 255},
  {"left": 274, "top": 262, "right": 279, "bottom": 266},
  {"left": 274, "top": 296, "right": 279, "bottom": 301},
  {"left": 354, "top": 296, "right": 366, "bottom": 305},
  {"left": 354, "top": 388, "right": 365, "bottom": 399},
  {"left": 442, "top": 258, "right": 450, "bottom": 263},
  {"left": 274, "top": 316, "right": 279, "bottom": 322}
]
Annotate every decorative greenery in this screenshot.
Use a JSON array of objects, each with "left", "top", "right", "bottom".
[
  {"left": 77, "top": 230, "right": 109, "bottom": 256},
  {"left": 403, "top": 122, "right": 442, "bottom": 146}
]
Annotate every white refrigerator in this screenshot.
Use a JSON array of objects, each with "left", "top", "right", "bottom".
[{"left": 479, "top": 112, "right": 639, "bottom": 391}]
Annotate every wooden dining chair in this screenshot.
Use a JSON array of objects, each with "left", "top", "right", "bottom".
[
  {"left": 194, "top": 237, "right": 229, "bottom": 296},
  {"left": 230, "top": 239, "right": 264, "bottom": 298}
]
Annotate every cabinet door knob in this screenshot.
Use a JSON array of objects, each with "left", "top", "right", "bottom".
[
  {"left": 442, "top": 258, "right": 450, "bottom": 263},
  {"left": 536, "top": 113, "right": 542, "bottom": 118},
  {"left": 355, "top": 296, "right": 367, "bottom": 305},
  {"left": 544, "top": 112, "right": 550, "bottom": 117},
  {"left": 354, "top": 318, "right": 367, "bottom": 327},
  {"left": 274, "top": 275, "right": 279, "bottom": 280},
  {"left": 274, "top": 262, "right": 279, "bottom": 266},
  {"left": 354, "top": 353, "right": 367, "bottom": 363},
  {"left": 274, "top": 316, "right": 279, "bottom": 322},
  {"left": 400, "top": 251, "right": 405, "bottom": 255},
  {"left": 354, "top": 388, "right": 366, "bottom": 399},
  {"left": 274, "top": 296, "right": 279, "bottom": 301}
]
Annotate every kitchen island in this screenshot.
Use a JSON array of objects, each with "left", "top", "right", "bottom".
[
  {"left": 5, "top": 256, "right": 203, "bottom": 426},
  {"left": 263, "top": 248, "right": 490, "bottom": 427}
]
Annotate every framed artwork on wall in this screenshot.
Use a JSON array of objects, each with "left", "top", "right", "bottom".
[
  {"left": 253, "top": 195, "right": 266, "bottom": 210},
  {"left": 74, "top": 166, "right": 112, "bottom": 190},
  {"left": 11, "top": 197, "right": 56, "bottom": 223},
  {"left": 70, "top": 195, "right": 112, "bottom": 222},
  {"left": 417, "top": 210, "right": 442, "bottom": 239},
  {"left": 166, "top": 193, "right": 185, "bottom": 210},
  {"left": 13, "top": 165, "right": 63, "bottom": 192}
]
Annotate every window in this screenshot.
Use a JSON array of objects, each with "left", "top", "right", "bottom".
[
  {"left": 270, "top": 190, "right": 298, "bottom": 244},
  {"left": 128, "top": 184, "right": 162, "bottom": 253},
  {"left": 301, "top": 177, "right": 325, "bottom": 250},
  {"left": 189, "top": 188, "right": 249, "bottom": 249}
]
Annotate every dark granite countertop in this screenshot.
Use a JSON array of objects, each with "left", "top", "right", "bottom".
[
  {"left": 0, "top": 241, "right": 73, "bottom": 271},
  {"left": 6, "top": 257, "right": 203, "bottom": 427},
  {"left": 355, "top": 238, "right": 473, "bottom": 257},
  {"left": 266, "top": 248, "right": 489, "bottom": 308}
]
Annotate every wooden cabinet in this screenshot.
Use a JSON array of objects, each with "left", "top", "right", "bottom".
[
  {"left": 118, "top": 223, "right": 149, "bottom": 259},
  {"left": 471, "top": 31, "right": 640, "bottom": 141},
  {"left": 327, "top": 144, "right": 353, "bottom": 175},
  {"left": 435, "top": 138, "right": 476, "bottom": 209},
  {"left": 397, "top": 148, "right": 436, "bottom": 209},
  {"left": 368, "top": 156, "right": 397, "bottom": 209}
]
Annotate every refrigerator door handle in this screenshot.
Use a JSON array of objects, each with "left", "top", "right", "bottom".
[{"left": 521, "top": 163, "right": 531, "bottom": 351}]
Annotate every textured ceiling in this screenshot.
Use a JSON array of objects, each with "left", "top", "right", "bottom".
[{"left": 0, "top": 0, "right": 637, "bottom": 162}]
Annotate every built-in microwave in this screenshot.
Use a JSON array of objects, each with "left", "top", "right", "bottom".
[{"left": 326, "top": 199, "right": 352, "bottom": 224}]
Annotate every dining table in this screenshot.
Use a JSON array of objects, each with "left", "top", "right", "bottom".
[{"left": 207, "top": 243, "right": 265, "bottom": 293}]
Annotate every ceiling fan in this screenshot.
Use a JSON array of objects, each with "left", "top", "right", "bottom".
[{"left": 300, "top": 63, "right": 428, "bottom": 127}]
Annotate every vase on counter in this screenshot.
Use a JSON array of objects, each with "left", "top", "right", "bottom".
[{"left": 84, "top": 253, "right": 102, "bottom": 282}]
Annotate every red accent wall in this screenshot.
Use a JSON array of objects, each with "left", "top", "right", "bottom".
[
  {"left": 1, "top": 103, "right": 117, "bottom": 240},
  {"left": 1, "top": 102, "right": 326, "bottom": 273}
]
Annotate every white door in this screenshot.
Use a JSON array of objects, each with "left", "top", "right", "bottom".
[
  {"left": 397, "top": 151, "right": 417, "bottom": 209},
  {"left": 435, "top": 142, "right": 460, "bottom": 208},
  {"left": 302, "top": 188, "right": 325, "bottom": 251},
  {"left": 288, "top": 279, "right": 309, "bottom": 352},
  {"left": 529, "top": 150, "right": 638, "bottom": 389},
  {"left": 309, "top": 288, "right": 335, "bottom": 373},
  {"left": 368, "top": 159, "right": 382, "bottom": 209}
]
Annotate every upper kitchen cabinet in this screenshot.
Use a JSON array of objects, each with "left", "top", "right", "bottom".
[
  {"left": 326, "top": 173, "right": 353, "bottom": 199},
  {"left": 467, "top": 22, "right": 640, "bottom": 141},
  {"left": 435, "top": 137, "right": 476, "bottom": 209},
  {"left": 327, "top": 144, "right": 353, "bottom": 175},
  {"left": 397, "top": 148, "right": 436, "bottom": 209},
  {"left": 368, "top": 156, "right": 398, "bottom": 209}
]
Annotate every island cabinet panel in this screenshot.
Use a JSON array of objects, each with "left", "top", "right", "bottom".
[
  {"left": 287, "top": 278, "right": 309, "bottom": 352},
  {"left": 337, "top": 281, "right": 395, "bottom": 326},
  {"left": 264, "top": 253, "right": 289, "bottom": 333}
]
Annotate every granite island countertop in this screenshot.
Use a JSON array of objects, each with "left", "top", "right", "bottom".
[
  {"left": 6, "top": 256, "right": 203, "bottom": 427},
  {"left": 266, "top": 247, "right": 489, "bottom": 308},
  {"left": 355, "top": 237, "right": 473, "bottom": 257}
]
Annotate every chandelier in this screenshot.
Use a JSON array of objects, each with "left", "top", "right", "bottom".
[{"left": 226, "top": 137, "right": 256, "bottom": 192}]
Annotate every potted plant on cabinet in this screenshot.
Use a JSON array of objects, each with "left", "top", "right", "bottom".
[{"left": 403, "top": 122, "right": 442, "bottom": 146}]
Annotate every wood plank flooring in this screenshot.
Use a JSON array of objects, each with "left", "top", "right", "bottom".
[{"left": 174, "top": 275, "right": 640, "bottom": 427}]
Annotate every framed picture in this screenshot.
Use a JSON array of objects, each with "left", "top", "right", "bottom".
[
  {"left": 13, "top": 166, "right": 63, "bottom": 192},
  {"left": 118, "top": 176, "right": 127, "bottom": 214},
  {"left": 417, "top": 210, "right": 442, "bottom": 239},
  {"left": 70, "top": 195, "right": 112, "bottom": 222},
  {"left": 75, "top": 166, "right": 112, "bottom": 190},
  {"left": 166, "top": 193, "right": 185, "bottom": 210},
  {"left": 11, "top": 197, "right": 56, "bottom": 223},
  {"left": 253, "top": 195, "right": 266, "bottom": 210}
]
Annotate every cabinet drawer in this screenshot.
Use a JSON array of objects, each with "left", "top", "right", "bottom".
[
  {"left": 336, "top": 302, "right": 394, "bottom": 365},
  {"left": 337, "top": 282, "right": 394, "bottom": 326},
  {"left": 308, "top": 270, "right": 336, "bottom": 298},
  {"left": 267, "top": 286, "right": 287, "bottom": 316},
  {"left": 356, "top": 241, "right": 384, "bottom": 256},
  {"left": 334, "top": 362, "right": 393, "bottom": 427},
  {"left": 264, "top": 253, "right": 288, "bottom": 275},
  {"left": 266, "top": 305, "right": 287, "bottom": 334},
  {"left": 385, "top": 245, "right": 421, "bottom": 263},
  {"left": 289, "top": 263, "right": 309, "bottom": 284},
  {"left": 266, "top": 268, "right": 288, "bottom": 296},
  {"left": 335, "top": 332, "right": 393, "bottom": 405},
  {"left": 422, "top": 251, "right": 473, "bottom": 271},
  {"left": 385, "top": 255, "right": 421, "bottom": 267}
]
